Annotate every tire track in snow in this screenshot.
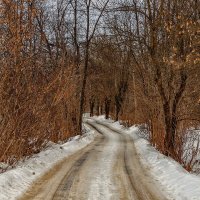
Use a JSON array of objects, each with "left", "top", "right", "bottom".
[
  {"left": 52, "top": 151, "right": 90, "bottom": 199},
  {"left": 95, "top": 121, "right": 167, "bottom": 200},
  {"left": 52, "top": 129, "right": 105, "bottom": 200},
  {"left": 19, "top": 134, "right": 104, "bottom": 200}
]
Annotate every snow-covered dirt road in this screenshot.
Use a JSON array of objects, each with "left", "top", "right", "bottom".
[{"left": 19, "top": 119, "right": 167, "bottom": 200}]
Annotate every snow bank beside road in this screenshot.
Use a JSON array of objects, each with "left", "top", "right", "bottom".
[
  {"left": 94, "top": 116, "right": 200, "bottom": 200},
  {"left": 127, "top": 127, "right": 200, "bottom": 200},
  {"left": 0, "top": 124, "right": 96, "bottom": 200}
]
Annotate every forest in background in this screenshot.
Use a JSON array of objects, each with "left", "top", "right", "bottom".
[{"left": 0, "top": 0, "right": 199, "bottom": 171}]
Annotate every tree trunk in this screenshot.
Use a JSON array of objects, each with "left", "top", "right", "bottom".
[
  {"left": 73, "top": 0, "right": 80, "bottom": 67},
  {"left": 115, "top": 102, "right": 120, "bottom": 121},
  {"left": 164, "top": 72, "right": 187, "bottom": 156},
  {"left": 89, "top": 98, "right": 95, "bottom": 117},
  {"left": 78, "top": 46, "right": 89, "bottom": 133},
  {"left": 96, "top": 100, "right": 100, "bottom": 116},
  {"left": 105, "top": 97, "right": 111, "bottom": 119},
  {"left": 163, "top": 101, "right": 174, "bottom": 155},
  {"left": 78, "top": 4, "right": 90, "bottom": 134},
  {"left": 100, "top": 105, "right": 103, "bottom": 115}
]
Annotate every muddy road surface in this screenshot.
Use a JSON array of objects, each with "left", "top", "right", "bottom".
[{"left": 20, "top": 120, "right": 167, "bottom": 200}]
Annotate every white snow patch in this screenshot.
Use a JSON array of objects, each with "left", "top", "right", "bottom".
[
  {"left": 127, "top": 128, "right": 200, "bottom": 200},
  {"left": 0, "top": 125, "right": 96, "bottom": 200}
]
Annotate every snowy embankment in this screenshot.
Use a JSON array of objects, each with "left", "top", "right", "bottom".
[
  {"left": 129, "top": 127, "right": 200, "bottom": 200},
  {"left": 0, "top": 124, "right": 96, "bottom": 200},
  {"left": 94, "top": 116, "right": 200, "bottom": 200}
]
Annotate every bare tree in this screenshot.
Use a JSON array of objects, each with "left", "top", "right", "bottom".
[{"left": 78, "top": 0, "right": 110, "bottom": 133}]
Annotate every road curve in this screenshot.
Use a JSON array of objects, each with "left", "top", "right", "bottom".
[{"left": 19, "top": 119, "right": 167, "bottom": 200}]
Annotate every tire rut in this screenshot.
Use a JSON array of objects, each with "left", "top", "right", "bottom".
[
  {"left": 123, "top": 138, "right": 144, "bottom": 200},
  {"left": 52, "top": 151, "right": 90, "bottom": 199},
  {"left": 95, "top": 121, "right": 167, "bottom": 200},
  {"left": 52, "top": 134, "right": 104, "bottom": 200},
  {"left": 19, "top": 134, "right": 103, "bottom": 200}
]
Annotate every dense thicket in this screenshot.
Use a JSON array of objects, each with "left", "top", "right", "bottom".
[
  {"left": 0, "top": 0, "right": 79, "bottom": 165},
  {"left": 85, "top": 0, "right": 200, "bottom": 169}
]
